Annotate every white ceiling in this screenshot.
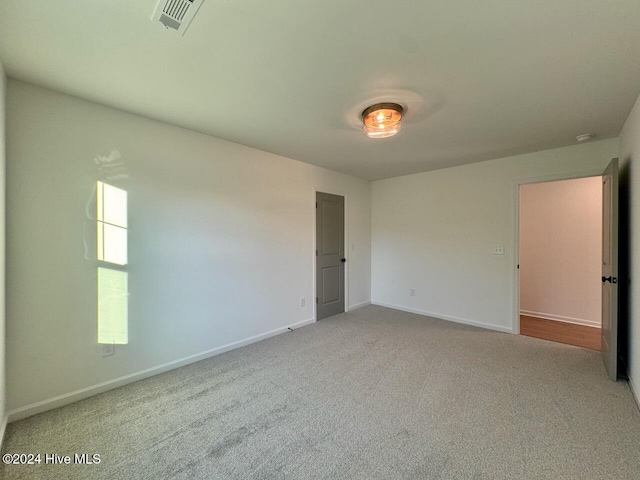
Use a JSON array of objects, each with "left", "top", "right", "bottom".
[{"left": 1, "top": 1, "right": 640, "bottom": 180}]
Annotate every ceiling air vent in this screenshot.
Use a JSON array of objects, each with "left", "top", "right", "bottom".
[{"left": 152, "top": 0, "right": 204, "bottom": 36}]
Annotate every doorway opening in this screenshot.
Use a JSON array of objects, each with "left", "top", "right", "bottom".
[
  {"left": 315, "top": 191, "right": 346, "bottom": 320},
  {"left": 518, "top": 176, "right": 603, "bottom": 350}
]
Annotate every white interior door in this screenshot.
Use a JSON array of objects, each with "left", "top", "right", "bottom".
[{"left": 601, "top": 158, "right": 619, "bottom": 381}]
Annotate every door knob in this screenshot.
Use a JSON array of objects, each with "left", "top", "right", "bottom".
[{"left": 602, "top": 276, "right": 617, "bottom": 284}]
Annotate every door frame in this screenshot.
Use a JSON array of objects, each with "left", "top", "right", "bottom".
[
  {"left": 313, "top": 187, "right": 349, "bottom": 322},
  {"left": 512, "top": 168, "right": 604, "bottom": 334}
]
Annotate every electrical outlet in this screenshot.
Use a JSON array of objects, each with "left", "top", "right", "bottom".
[
  {"left": 410, "top": 289, "right": 415, "bottom": 296},
  {"left": 493, "top": 245, "right": 505, "bottom": 255},
  {"left": 300, "top": 297, "right": 306, "bottom": 307},
  {"left": 102, "top": 344, "right": 115, "bottom": 357}
]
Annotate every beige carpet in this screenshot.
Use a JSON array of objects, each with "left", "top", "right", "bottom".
[{"left": 1, "top": 305, "right": 640, "bottom": 479}]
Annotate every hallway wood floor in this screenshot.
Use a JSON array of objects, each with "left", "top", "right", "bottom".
[{"left": 520, "top": 315, "right": 601, "bottom": 351}]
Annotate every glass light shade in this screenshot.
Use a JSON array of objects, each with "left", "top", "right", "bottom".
[{"left": 362, "top": 103, "right": 403, "bottom": 139}]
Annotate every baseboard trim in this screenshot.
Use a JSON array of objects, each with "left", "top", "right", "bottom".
[
  {"left": 371, "top": 301, "right": 513, "bottom": 333},
  {"left": 520, "top": 310, "right": 600, "bottom": 328},
  {"left": 629, "top": 376, "right": 640, "bottom": 414},
  {"left": 7, "top": 317, "right": 315, "bottom": 423},
  {"left": 348, "top": 300, "right": 371, "bottom": 311},
  {"left": 0, "top": 413, "right": 7, "bottom": 450}
]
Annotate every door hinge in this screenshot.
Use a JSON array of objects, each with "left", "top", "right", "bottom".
[
  {"left": 315, "top": 202, "right": 318, "bottom": 208},
  {"left": 315, "top": 249, "right": 318, "bottom": 256},
  {"left": 316, "top": 297, "right": 318, "bottom": 304}
]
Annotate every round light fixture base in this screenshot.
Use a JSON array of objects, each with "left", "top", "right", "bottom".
[
  {"left": 361, "top": 102, "right": 404, "bottom": 139},
  {"left": 575, "top": 133, "right": 595, "bottom": 143}
]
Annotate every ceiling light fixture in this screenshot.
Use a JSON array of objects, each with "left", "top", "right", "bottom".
[
  {"left": 361, "top": 103, "right": 404, "bottom": 139},
  {"left": 575, "top": 133, "right": 595, "bottom": 142}
]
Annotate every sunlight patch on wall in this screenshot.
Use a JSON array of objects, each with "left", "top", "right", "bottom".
[
  {"left": 98, "top": 267, "right": 128, "bottom": 344},
  {"left": 96, "top": 180, "right": 129, "bottom": 345},
  {"left": 97, "top": 181, "right": 128, "bottom": 265}
]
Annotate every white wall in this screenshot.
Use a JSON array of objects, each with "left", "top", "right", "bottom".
[
  {"left": 6, "top": 80, "right": 371, "bottom": 417},
  {"left": 620, "top": 92, "right": 640, "bottom": 400},
  {"left": 0, "top": 61, "right": 6, "bottom": 442},
  {"left": 519, "top": 177, "right": 602, "bottom": 327},
  {"left": 372, "top": 138, "right": 619, "bottom": 332}
]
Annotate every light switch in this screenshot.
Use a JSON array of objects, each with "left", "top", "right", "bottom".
[{"left": 493, "top": 245, "right": 505, "bottom": 255}]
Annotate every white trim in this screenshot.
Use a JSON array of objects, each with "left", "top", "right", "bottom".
[
  {"left": 512, "top": 169, "right": 605, "bottom": 335},
  {"left": 519, "top": 310, "right": 601, "bottom": 328},
  {"left": 371, "top": 301, "right": 513, "bottom": 333},
  {"left": 629, "top": 377, "right": 640, "bottom": 413},
  {"left": 0, "top": 413, "right": 7, "bottom": 450},
  {"left": 348, "top": 300, "right": 371, "bottom": 311},
  {"left": 7, "top": 317, "right": 315, "bottom": 423},
  {"left": 313, "top": 188, "right": 349, "bottom": 321}
]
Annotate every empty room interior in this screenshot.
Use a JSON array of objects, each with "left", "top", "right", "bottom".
[{"left": 1, "top": 1, "right": 640, "bottom": 479}]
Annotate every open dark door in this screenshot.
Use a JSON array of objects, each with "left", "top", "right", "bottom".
[{"left": 601, "top": 158, "right": 619, "bottom": 381}]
